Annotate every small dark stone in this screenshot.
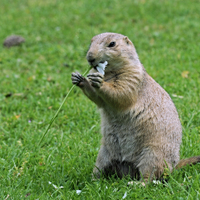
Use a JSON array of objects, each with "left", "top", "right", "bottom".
[
  {"left": 63, "top": 63, "right": 69, "bottom": 67},
  {"left": 5, "top": 93, "right": 13, "bottom": 98},
  {"left": 3, "top": 35, "right": 25, "bottom": 48}
]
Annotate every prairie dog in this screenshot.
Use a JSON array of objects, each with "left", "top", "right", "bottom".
[{"left": 71, "top": 32, "right": 200, "bottom": 182}]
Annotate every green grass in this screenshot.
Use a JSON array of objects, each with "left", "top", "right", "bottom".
[{"left": 0, "top": 0, "right": 200, "bottom": 199}]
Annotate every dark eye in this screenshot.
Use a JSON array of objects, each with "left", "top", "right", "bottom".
[{"left": 108, "top": 41, "right": 116, "bottom": 47}]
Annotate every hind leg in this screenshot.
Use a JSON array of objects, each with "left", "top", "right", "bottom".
[
  {"left": 137, "top": 149, "right": 172, "bottom": 182},
  {"left": 93, "top": 145, "right": 113, "bottom": 178}
]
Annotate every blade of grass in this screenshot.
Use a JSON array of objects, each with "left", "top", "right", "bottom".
[{"left": 38, "top": 67, "right": 91, "bottom": 146}]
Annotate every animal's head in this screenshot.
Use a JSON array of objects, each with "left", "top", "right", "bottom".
[{"left": 86, "top": 33, "right": 140, "bottom": 72}]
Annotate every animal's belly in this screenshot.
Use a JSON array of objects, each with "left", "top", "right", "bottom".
[{"left": 102, "top": 123, "right": 138, "bottom": 163}]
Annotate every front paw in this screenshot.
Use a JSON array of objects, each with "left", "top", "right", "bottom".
[
  {"left": 87, "top": 72, "right": 104, "bottom": 88},
  {"left": 71, "top": 72, "right": 85, "bottom": 87}
]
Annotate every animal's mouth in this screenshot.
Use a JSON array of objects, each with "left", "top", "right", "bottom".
[
  {"left": 92, "top": 61, "right": 106, "bottom": 68},
  {"left": 93, "top": 61, "right": 108, "bottom": 75}
]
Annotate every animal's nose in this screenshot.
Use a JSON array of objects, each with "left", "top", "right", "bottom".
[
  {"left": 88, "top": 58, "right": 95, "bottom": 63},
  {"left": 87, "top": 52, "right": 96, "bottom": 65}
]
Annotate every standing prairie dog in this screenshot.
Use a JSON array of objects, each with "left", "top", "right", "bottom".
[{"left": 71, "top": 32, "right": 200, "bottom": 182}]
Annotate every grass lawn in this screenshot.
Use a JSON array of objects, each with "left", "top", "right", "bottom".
[{"left": 0, "top": 0, "right": 200, "bottom": 199}]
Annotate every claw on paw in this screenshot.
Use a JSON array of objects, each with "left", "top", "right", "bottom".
[
  {"left": 87, "top": 72, "right": 104, "bottom": 88},
  {"left": 71, "top": 72, "right": 85, "bottom": 86}
]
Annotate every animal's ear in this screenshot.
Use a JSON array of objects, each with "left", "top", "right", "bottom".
[{"left": 123, "top": 36, "right": 133, "bottom": 46}]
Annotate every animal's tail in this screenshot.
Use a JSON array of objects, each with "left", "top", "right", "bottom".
[{"left": 175, "top": 156, "right": 200, "bottom": 169}]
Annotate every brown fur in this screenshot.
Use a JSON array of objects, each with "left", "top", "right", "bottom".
[
  {"left": 71, "top": 32, "right": 200, "bottom": 182},
  {"left": 175, "top": 156, "right": 200, "bottom": 169}
]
